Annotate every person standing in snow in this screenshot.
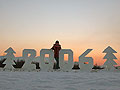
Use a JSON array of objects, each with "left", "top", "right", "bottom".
[{"left": 51, "top": 40, "right": 61, "bottom": 69}]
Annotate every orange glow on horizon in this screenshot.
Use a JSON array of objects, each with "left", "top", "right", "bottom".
[
  {"left": 0, "top": 41, "right": 120, "bottom": 66},
  {"left": 1, "top": 47, "right": 120, "bottom": 66}
]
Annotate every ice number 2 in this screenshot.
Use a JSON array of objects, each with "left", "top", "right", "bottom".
[{"left": 22, "top": 49, "right": 36, "bottom": 70}]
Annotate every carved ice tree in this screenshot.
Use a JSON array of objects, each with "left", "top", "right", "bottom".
[
  {"left": 103, "top": 46, "right": 117, "bottom": 70},
  {"left": 3, "top": 47, "right": 16, "bottom": 70}
]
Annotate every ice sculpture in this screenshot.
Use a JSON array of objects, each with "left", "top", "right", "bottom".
[
  {"left": 59, "top": 49, "right": 73, "bottom": 71},
  {"left": 22, "top": 49, "right": 36, "bottom": 71},
  {"left": 79, "top": 49, "right": 93, "bottom": 71},
  {"left": 3, "top": 47, "right": 16, "bottom": 70},
  {"left": 103, "top": 46, "right": 117, "bottom": 71},
  {"left": 40, "top": 49, "right": 54, "bottom": 71}
]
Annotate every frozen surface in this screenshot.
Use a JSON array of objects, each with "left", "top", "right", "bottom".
[{"left": 0, "top": 71, "right": 120, "bottom": 90}]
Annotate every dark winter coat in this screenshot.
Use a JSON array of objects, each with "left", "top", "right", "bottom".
[{"left": 51, "top": 44, "right": 61, "bottom": 58}]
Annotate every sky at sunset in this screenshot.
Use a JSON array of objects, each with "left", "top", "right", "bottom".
[{"left": 0, "top": 0, "right": 120, "bottom": 66}]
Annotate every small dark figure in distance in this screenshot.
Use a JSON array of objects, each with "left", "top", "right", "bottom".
[{"left": 51, "top": 40, "right": 61, "bottom": 69}]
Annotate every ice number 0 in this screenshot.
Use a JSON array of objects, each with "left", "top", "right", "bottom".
[
  {"left": 40, "top": 49, "right": 54, "bottom": 71},
  {"left": 59, "top": 49, "right": 73, "bottom": 71}
]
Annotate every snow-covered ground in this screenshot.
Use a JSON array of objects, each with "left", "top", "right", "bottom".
[{"left": 0, "top": 71, "right": 120, "bottom": 90}]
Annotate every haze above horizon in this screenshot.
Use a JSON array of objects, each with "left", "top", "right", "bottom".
[{"left": 0, "top": 0, "right": 120, "bottom": 65}]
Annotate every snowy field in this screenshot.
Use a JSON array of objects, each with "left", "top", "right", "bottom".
[{"left": 0, "top": 71, "right": 120, "bottom": 90}]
